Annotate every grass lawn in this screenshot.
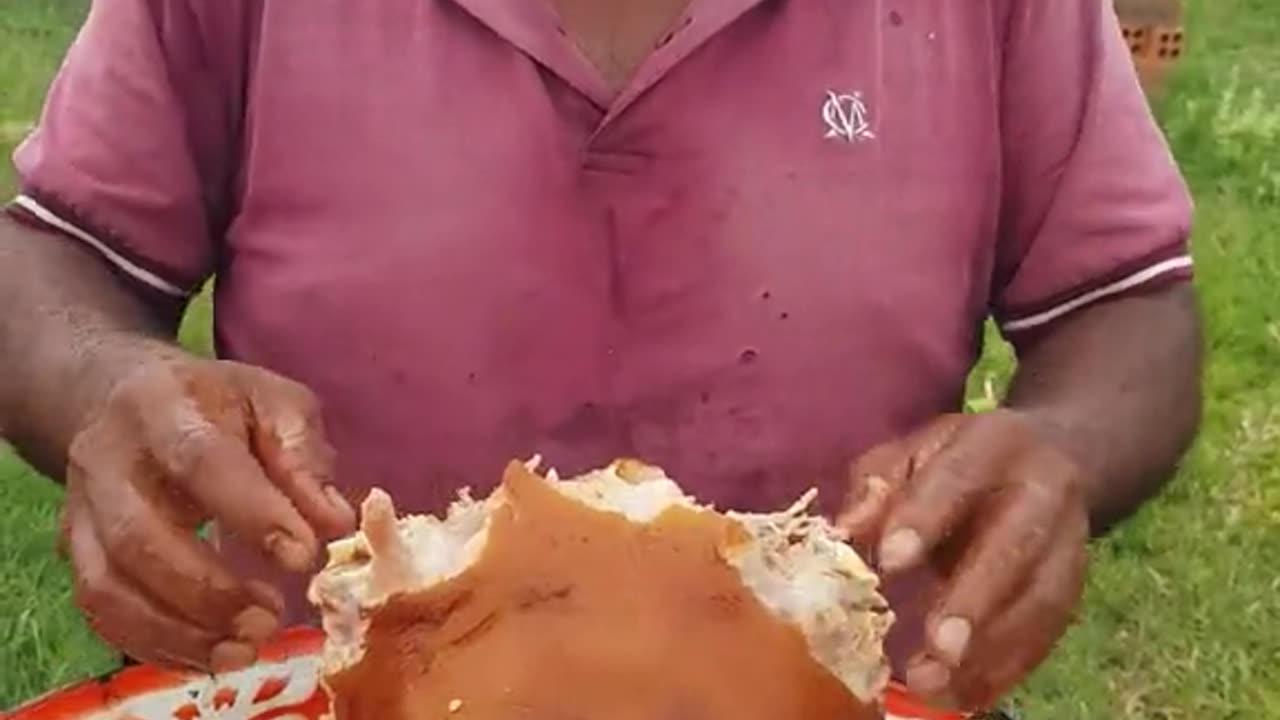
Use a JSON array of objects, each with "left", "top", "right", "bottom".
[{"left": 2, "top": 1, "right": 1278, "bottom": 716}]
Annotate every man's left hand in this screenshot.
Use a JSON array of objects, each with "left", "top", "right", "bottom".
[{"left": 837, "top": 410, "right": 1090, "bottom": 711}]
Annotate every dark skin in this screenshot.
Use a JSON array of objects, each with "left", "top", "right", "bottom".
[
  {"left": 0, "top": 218, "right": 356, "bottom": 671},
  {"left": 0, "top": 1, "right": 1202, "bottom": 704},
  {"left": 550, "top": 0, "right": 690, "bottom": 94},
  {"left": 0, "top": 216, "right": 179, "bottom": 478},
  {"left": 839, "top": 284, "right": 1203, "bottom": 710}
]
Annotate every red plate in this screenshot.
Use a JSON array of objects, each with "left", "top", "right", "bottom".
[{"left": 2, "top": 627, "right": 966, "bottom": 720}]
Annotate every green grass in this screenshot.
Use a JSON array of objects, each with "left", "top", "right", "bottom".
[{"left": 1, "top": 0, "right": 1278, "bottom": 716}]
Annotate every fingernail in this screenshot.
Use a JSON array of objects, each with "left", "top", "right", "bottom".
[
  {"left": 210, "top": 641, "right": 256, "bottom": 674},
  {"left": 245, "top": 580, "right": 286, "bottom": 616},
  {"left": 906, "top": 659, "right": 950, "bottom": 696},
  {"left": 934, "top": 616, "right": 972, "bottom": 666},
  {"left": 232, "top": 606, "right": 280, "bottom": 644},
  {"left": 865, "top": 474, "right": 889, "bottom": 498},
  {"left": 879, "top": 528, "right": 923, "bottom": 572},
  {"left": 324, "top": 485, "right": 356, "bottom": 522},
  {"left": 273, "top": 412, "right": 308, "bottom": 451},
  {"left": 264, "top": 531, "right": 312, "bottom": 571},
  {"left": 838, "top": 475, "right": 887, "bottom": 529}
]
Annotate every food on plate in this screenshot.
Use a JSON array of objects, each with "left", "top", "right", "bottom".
[{"left": 307, "top": 457, "right": 894, "bottom": 720}]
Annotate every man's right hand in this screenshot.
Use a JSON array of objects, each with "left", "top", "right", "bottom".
[{"left": 60, "top": 355, "right": 357, "bottom": 673}]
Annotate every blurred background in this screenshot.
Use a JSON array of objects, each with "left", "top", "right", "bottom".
[{"left": 0, "top": 1, "right": 1277, "bottom": 717}]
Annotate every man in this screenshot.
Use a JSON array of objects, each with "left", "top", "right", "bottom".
[{"left": 0, "top": 0, "right": 1200, "bottom": 712}]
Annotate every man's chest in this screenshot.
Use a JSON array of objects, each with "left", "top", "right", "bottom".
[
  {"left": 549, "top": 0, "right": 692, "bottom": 93},
  {"left": 219, "top": 0, "right": 1004, "bottom": 510},
  {"left": 233, "top": 0, "right": 1005, "bottom": 274}
]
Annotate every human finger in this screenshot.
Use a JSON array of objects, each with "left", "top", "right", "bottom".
[
  {"left": 923, "top": 461, "right": 1068, "bottom": 667},
  {"left": 839, "top": 416, "right": 964, "bottom": 546},
  {"left": 838, "top": 441, "right": 907, "bottom": 548},
  {"left": 64, "top": 494, "right": 252, "bottom": 672},
  {"left": 87, "top": 469, "right": 282, "bottom": 639},
  {"left": 119, "top": 367, "right": 323, "bottom": 572},
  {"left": 242, "top": 373, "right": 356, "bottom": 539},
  {"left": 947, "top": 512, "right": 1088, "bottom": 710},
  {"left": 875, "top": 419, "right": 1015, "bottom": 574},
  {"left": 142, "top": 401, "right": 321, "bottom": 573},
  {"left": 67, "top": 422, "right": 268, "bottom": 635}
]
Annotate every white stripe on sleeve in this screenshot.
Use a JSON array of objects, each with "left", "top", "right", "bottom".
[
  {"left": 1001, "top": 255, "right": 1193, "bottom": 333},
  {"left": 11, "top": 193, "right": 188, "bottom": 297}
]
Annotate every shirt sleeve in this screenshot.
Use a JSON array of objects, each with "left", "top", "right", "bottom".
[
  {"left": 6, "top": 0, "right": 238, "bottom": 298},
  {"left": 990, "top": 0, "right": 1193, "bottom": 341}
]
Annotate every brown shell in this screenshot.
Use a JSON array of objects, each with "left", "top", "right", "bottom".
[{"left": 324, "top": 461, "right": 881, "bottom": 720}]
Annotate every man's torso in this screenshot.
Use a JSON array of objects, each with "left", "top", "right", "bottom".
[{"left": 206, "top": 0, "right": 1005, "bottom": 647}]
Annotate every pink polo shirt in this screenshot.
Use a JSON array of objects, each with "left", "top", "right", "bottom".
[{"left": 10, "top": 0, "right": 1191, "bottom": 673}]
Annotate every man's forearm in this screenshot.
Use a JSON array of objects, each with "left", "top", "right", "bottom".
[
  {"left": 0, "top": 215, "right": 184, "bottom": 478},
  {"left": 1004, "top": 284, "right": 1204, "bottom": 534}
]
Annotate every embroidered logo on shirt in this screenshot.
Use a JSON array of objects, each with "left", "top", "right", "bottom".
[{"left": 822, "top": 90, "right": 875, "bottom": 142}]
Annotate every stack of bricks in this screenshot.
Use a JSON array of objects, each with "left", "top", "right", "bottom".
[{"left": 1115, "top": 0, "right": 1185, "bottom": 95}]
